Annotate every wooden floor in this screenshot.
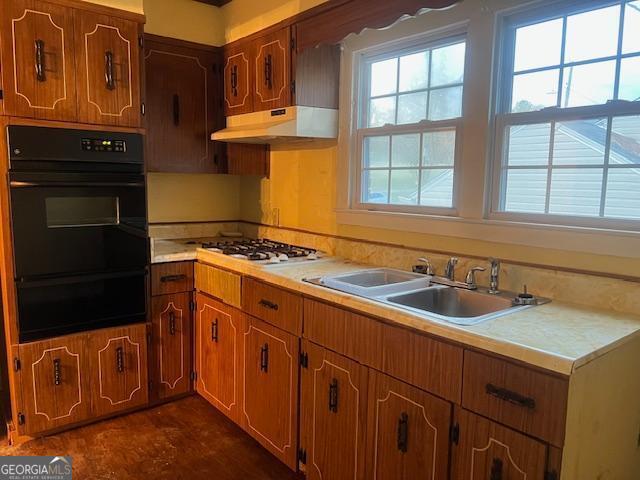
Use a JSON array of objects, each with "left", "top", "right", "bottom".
[{"left": 0, "top": 396, "right": 302, "bottom": 480}]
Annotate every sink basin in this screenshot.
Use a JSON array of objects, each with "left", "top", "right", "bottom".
[
  {"left": 385, "top": 286, "right": 522, "bottom": 325},
  {"left": 321, "top": 268, "right": 431, "bottom": 297}
]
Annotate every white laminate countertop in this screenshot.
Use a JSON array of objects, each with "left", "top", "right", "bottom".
[{"left": 152, "top": 240, "right": 640, "bottom": 376}]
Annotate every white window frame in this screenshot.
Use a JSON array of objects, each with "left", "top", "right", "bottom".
[
  {"left": 350, "top": 32, "right": 467, "bottom": 216},
  {"left": 489, "top": 0, "right": 640, "bottom": 231}
]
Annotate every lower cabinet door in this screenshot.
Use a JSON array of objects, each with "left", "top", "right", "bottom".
[
  {"left": 195, "top": 292, "right": 244, "bottom": 423},
  {"left": 451, "top": 407, "right": 549, "bottom": 480},
  {"left": 242, "top": 316, "right": 299, "bottom": 470},
  {"left": 151, "top": 293, "right": 192, "bottom": 401},
  {"left": 88, "top": 324, "right": 148, "bottom": 417},
  {"left": 366, "top": 371, "right": 452, "bottom": 480},
  {"left": 300, "top": 340, "right": 368, "bottom": 480},
  {"left": 17, "top": 335, "right": 91, "bottom": 435}
]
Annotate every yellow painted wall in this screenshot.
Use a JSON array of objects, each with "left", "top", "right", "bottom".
[{"left": 144, "top": 0, "right": 225, "bottom": 46}]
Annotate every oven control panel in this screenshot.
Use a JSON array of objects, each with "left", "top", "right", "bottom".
[{"left": 81, "top": 138, "right": 127, "bottom": 153}]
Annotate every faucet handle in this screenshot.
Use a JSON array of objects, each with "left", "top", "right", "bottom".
[
  {"left": 413, "top": 257, "right": 434, "bottom": 276},
  {"left": 465, "top": 266, "right": 486, "bottom": 289}
]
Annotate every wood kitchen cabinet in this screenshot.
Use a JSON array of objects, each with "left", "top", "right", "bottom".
[
  {"left": 242, "top": 316, "right": 299, "bottom": 470},
  {"left": 16, "top": 335, "right": 91, "bottom": 435},
  {"left": 223, "top": 41, "right": 254, "bottom": 116},
  {"left": 151, "top": 293, "right": 192, "bottom": 401},
  {"left": 366, "top": 370, "right": 452, "bottom": 480},
  {"left": 74, "top": 10, "right": 142, "bottom": 127},
  {"left": 88, "top": 324, "right": 148, "bottom": 417},
  {"left": 299, "top": 340, "right": 368, "bottom": 479},
  {"left": 451, "top": 407, "right": 549, "bottom": 480},
  {"left": 0, "top": 0, "right": 78, "bottom": 121},
  {"left": 195, "top": 292, "right": 244, "bottom": 423},
  {"left": 253, "top": 27, "right": 292, "bottom": 112}
]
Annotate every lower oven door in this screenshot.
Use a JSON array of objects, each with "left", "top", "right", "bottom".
[
  {"left": 16, "top": 270, "right": 147, "bottom": 343},
  {"left": 10, "top": 172, "right": 147, "bottom": 279}
]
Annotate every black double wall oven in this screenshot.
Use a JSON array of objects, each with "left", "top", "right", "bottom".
[{"left": 8, "top": 126, "right": 148, "bottom": 342}]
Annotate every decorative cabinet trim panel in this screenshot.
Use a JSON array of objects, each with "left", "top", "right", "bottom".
[
  {"left": 253, "top": 27, "right": 291, "bottom": 111},
  {"left": 223, "top": 44, "right": 253, "bottom": 115}
]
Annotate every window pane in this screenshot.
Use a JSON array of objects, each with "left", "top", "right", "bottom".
[
  {"left": 611, "top": 114, "right": 640, "bottom": 148},
  {"left": 430, "top": 42, "right": 466, "bottom": 86},
  {"left": 623, "top": 1, "right": 640, "bottom": 54},
  {"left": 605, "top": 168, "right": 640, "bottom": 219},
  {"left": 507, "top": 123, "right": 551, "bottom": 166},
  {"left": 548, "top": 168, "right": 603, "bottom": 216},
  {"left": 618, "top": 56, "right": 640, "bottom": 101},
  {"left": 370, "top": 58, "right": 398, "bottom": 97},
  {"left": 423, "top": 130, "right": 456, "bottom": 167},
  {"left": 504, "top": 169, "right": 548, "bottom": 213},
  {"left": 419, "top": 169, "right": 454, "bottom": 207},
  {"left": 390, "top": 170, "right": 420, "bottom": 205},
  {"left": 391, "top": 134, "right": 421, "bottom": 167},
  {"left": 553, "top": 119, "right": 608, "bottom": 166},
  {"left": 511, "top": 69, "right": 559, "bottom": 112},
  {"left": 514, "top": 19, "right": 563, "bottom": 71},
  {"left": 397, "top": 92, "right": 428, "bottom": 124},
  {"left": 429, "top": 86, "right": 463, "bottom": 120},
  {"left": 364, "top": 136, "right": 389, "bottom": 168},
  {"left": 363, "top": 170, "right": 389, "bottom": 204},
  {"left": 369, "top": 96, "right": 396, "bottom": 127},
  {"left": 561, "top": 61, "right": 616, "bottom": 107},
  {"left": 564, "top": 5, "right": 621, "bottom": 63},
  {"left": 399, "top": 51, "right": 429, "bottom": 92}
]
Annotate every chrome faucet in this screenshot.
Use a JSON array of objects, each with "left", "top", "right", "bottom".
[
  {"left": 489, "top": 258, "right": 501, "bottom": 294},
  {"left": 444, "top": 257, "right": 458, "bottom": 281},
  {"left": 413, "top": 257, "right": 434, "bottom": 276},
  {"left": 465, "top": 267, "right": 486, "bottom": 290}
]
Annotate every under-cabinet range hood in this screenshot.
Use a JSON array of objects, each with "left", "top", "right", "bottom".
[{"left": 211, "top": 106, "right": 338, "bottom": 144}]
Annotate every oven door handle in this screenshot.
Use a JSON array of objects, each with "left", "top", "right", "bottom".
[
  {"left": 16, "top": 268, "right": 149, "bottom": 288},
  {"left": 10, "top": 181, "right": 145, "bottom": 188}
]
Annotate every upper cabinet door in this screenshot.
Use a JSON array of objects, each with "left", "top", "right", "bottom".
[
  {"left": 74, "top": 11, "right": 141, "bottom": 127},
  {"left": 253, "top": 27, "right": 291, "bottom": 111},
  {"left": 223, "top": 42, "right": 253, "bottom": 116},
  {"left": 0, "top": 0, "right": 77, "bottom": 121},
  {"left": 145, "top": 37, "right": 221, "bottom": 173}
]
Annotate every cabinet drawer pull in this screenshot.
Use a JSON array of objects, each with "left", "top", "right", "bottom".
[
  {"left": 328, "top": 378, "right": 339, "bottom": 413},
  {"left": 172, "top": 94, "right": 180, "bottom": 126},
  {"left": 53, "top": 358, "right": 61, "bottom": 386},
  {"left": 169, "top": 311, "right": 176, "bottom": 336},
  {"left": 231, "top": 65, "right": 238, "bottom": 97},
  {"left": 485, "top": 383, "right": 536, "bottom": 410},
  {"left": 260, "top": 343, "right": 269, "bottom": 372},
  {"left": 35, "top": 39, "right": 46, "bottom": 82},
  {"left": 264, "top": 54, "right": 273, "bottom": 89},
  {"left": 397, "top": 412, "right": 409, "bottom": 453},
  {"left": 258, "top": 299, "right": 279, "bottom": 311},
  {"left": 211, "top": 319, "right": 219, "bottom": 343},
  {"left": 116, "top": 346, "right": 125, "bottom": 373},
  {"left": 160, "top": 274, "right": 187, "bottom": 283},
  {"left": 105, "top": 51, "right": 116, "bottom": 90},
  {"left": 490, "top": 458, "right": 503, "bottom": 480}
]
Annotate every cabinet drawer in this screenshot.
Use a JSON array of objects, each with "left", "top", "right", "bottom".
[
  {"left": 304, "top": 299, "right": 463, "bottom": 402},
  {"left": 242, "top": 278, "right": 302, "bottom": 336},
  {"left": 195, "top": 262, "right": 241, "bottom": 308},
  {"left": 462, "top": 351, "right": 568, "bottom": 447},
  {"left": 152, "top": 262, "right": 194, "bottom": 295}
]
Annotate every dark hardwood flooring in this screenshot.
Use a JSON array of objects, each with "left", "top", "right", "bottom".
[{"left": 0, "top": 396, "right": 302, "bottom": 480}]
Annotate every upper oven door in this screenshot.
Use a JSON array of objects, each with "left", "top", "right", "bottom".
[{"left": 10, "top": 172, "right": 148, "bottom": 279}]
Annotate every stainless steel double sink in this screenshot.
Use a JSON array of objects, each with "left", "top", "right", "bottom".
[{"left": 309, "top": 268, "right": 543, "bottom": 326}]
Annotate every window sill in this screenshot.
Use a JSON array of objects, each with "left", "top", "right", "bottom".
[{"left": 335, "top": 208, "right": 640, "bottom": 258}]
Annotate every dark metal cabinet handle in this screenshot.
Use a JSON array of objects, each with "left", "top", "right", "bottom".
[
  {"left": 160, "top": 274, "right": 187, "bottom": 283},
  {"left": 264, "top": 54, "right": 273, "bottom": 89},
  {"left": 260, "top": 343, "right": 269, "bottom": 372},
  {"left": 397, "top": 412, "right": 409, "bottom": 453},
  {"left": 490, "top": 458, "right": 503, "bottom": 480},
  {"left": 35, "top": 39, "right": 46, "bottom": 81},
  {"left": 258, "top": 299, "right": 279, "bottom": 311},
  {"left": 116, "top": 346, "right": 124, "bottom": 373},
  {"left": 328, "top": 378, "right": 339, "bottom": 413},
  {"left": 485, "top": 383, "right": 536, "bottom": 410},
  {"left": 211, "top": 319, "right": 219, "bottom": 343},
  {"left": 105, "top": 51, "right": 116, "bottom": 90},
  {"left": 169, "top": 311, "right": 176, "bottom": 336},
  {"left": 172, "top": 94, "right": 180, "bottom": 126},
  {"left": 231, "top": 65, "right": 238, "bottom": 97},
  {"left": 53, "top": 358, "right": 61, "bottom": 386}
]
